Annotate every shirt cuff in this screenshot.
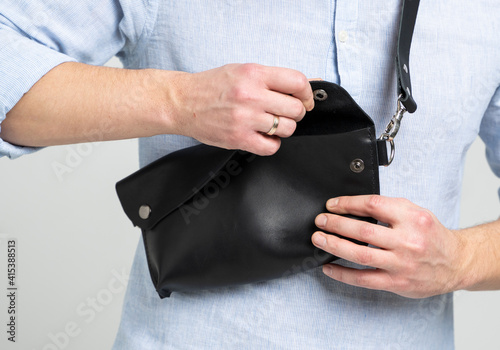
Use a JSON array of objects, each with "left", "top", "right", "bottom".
[{"left": 0, "top": 29, "right": 76, "bottom": 159}]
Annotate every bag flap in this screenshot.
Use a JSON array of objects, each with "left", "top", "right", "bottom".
[
  {"left": 116, "top": 145, "right": 237, "bottom": 230},
  {"left": 296, "top": 81, "right": 374, "bottom": 136},
  {"left": 116, "top": 81, "right": 376, "bottom": 230}
]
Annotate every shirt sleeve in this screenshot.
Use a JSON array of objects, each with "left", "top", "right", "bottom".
[
  {"left": 0, "top": 0, "right": 150, "bottom": 158},
  {"left": 478, "top": 85, "right": 500, "bottom": 198}
]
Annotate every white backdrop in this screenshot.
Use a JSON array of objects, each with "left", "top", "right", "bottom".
[{"left": 0, "top": 58, "right": 499, "bottom": 350}]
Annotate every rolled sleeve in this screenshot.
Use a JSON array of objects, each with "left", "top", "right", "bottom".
[
  {"left": 0, "top": 0, "right": 149, "bottom": 158},
  {"left": 479, "top": 85, "right": 500, "bottom": 198},
  {"left": 0, "top": 27, "right": 76, "bottom": 158}
]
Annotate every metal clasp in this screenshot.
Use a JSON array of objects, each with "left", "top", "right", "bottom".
[{"left": 378, "top": 98, "right": 407, "bottom": 166}]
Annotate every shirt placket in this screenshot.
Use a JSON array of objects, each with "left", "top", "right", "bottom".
[{"left": 334, "top": 0, "right": 362, "bottom": 101}]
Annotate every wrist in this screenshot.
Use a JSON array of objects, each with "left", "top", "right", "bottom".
[
  {"left": 452, "top": 224, "right": 500, "bottom": 291},
  {"left": 145, "top": 68, "right": 192, "bottom": 137},
  {"left": 451, "top": 229, "right": 478, "bottom": 291}
]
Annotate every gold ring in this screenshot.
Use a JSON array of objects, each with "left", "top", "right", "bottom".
[{"left": 266, "top": 116, "right": 280, "bottom": 136}]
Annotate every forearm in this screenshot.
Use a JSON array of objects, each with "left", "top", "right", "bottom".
[
  {"left": 0, "top": 62, "right": 181, "bottom": 146},
  {"left": 0, "top": 62, "right": 314, "bottom": 156},
  {"left": 456, "top": 218, "right": 500, "bottom": 291}
]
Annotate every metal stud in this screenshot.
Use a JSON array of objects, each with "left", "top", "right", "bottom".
[
  {"left": 139, "top": 205, "right": 151, "bottom": 220},
  {"left": 403, "top": 64, "right": 408, "bottom": 74},
  {"left": 313, "top": 89, "right": 328, "bottom": 101},
  {"left": 350, "top": 159, "right": 365, "bottom": 173}
]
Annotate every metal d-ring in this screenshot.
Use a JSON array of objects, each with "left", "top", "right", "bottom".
[{"left": 387, "top": 138, "right": 395, "bottom": 166}]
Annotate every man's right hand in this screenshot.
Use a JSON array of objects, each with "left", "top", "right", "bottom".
[{"left": 165, "top": 63, "right": 315, "bottom": 156}]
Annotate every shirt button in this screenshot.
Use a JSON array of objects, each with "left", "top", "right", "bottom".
[{"left": 338, "top": 30, "right": 349, "bottom": 43}]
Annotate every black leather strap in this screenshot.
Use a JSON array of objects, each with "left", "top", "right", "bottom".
[
  {"left": 377, "top": 139, "right": 390, "bottom": 166},
  {"left": 396, "top": 0, "right": 420, "bottom": 113}
]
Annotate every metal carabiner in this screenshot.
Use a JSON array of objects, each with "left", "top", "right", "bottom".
[
  {"left": 383, "top": 99, "right": 407, "bottom": 141},
  {"left": 378, "top": 98, "right": 407, "bottom": 166}
]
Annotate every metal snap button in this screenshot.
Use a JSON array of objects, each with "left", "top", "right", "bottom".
[
  {"left": 350, "top": 159, "right": 365, "bottom": 173},
  {"left": 313, "top": 89, "right": 328, "bottom": 101},
  {"left": 139, "top": 205, "right": 151, "bottom": 220}
]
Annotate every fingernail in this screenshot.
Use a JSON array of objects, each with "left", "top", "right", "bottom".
[
  {"left": 323, "top": 265, "right": 333, "bottom": 276},
  {"left": 327, "top": 198, "right": 339, "bottom": 209},
  {"left": 315, "top": 214, "right": 327, "bottom": 228},
  {"left": 312, "top": 233, "right": 326, "bottom": 248}
]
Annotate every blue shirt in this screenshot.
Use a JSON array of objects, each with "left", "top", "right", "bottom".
[{"left": 2, "top": 1, "right": 500, "bottom": 348}]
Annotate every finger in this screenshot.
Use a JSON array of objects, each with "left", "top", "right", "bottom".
[
  {"left": 314, "top": 213, "right": 396, "bottom": 249},
  {"left": 326, "top": 195, "right": 412, "bottom": 226},
  {"left": 271, "top": 115, "right": 296, "bottom": 138},
  {"left": 311, "top": 231, "right": 393, "bottom": 269},
  {"left": 254, "top": 113, "right": 297, "bottom": 138},
  {"left": 322, "top": 263, "right": 394, "bottom": 292},
  {"left": 245, "top": 132, "right": 281, "bottom": 156},
  {"left": 261, "top": 66, "right": 314, "bottom": 111},
  {"left": 260, "top": 89, "right": 307, "bottom": 121}
]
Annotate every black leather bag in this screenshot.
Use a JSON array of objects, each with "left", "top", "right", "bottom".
[
  {"left": 116, "top": 0, "right": 419, "bottom": 298},
  {"left": 117, "top": 82, "right": 387, "bottom": 298}
]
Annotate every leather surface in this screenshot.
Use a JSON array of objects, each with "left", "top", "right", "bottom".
[{"left": 116, "top": 81, "right": 382, "bottom": 298}]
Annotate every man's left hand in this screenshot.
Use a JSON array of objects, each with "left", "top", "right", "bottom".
[{"left": 311, "top": 195, "right": 467, "bottom": 298}]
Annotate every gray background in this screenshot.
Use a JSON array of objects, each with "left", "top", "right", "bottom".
[{"left": 0, "top": 58, "right": 499, "bottom": 349}]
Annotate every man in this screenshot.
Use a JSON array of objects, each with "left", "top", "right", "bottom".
[{"left": 1, "top": 1, "right": 499, "bottom": 348}]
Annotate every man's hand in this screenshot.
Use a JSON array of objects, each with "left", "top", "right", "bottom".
[
  {"left": 168, "top": 63, "right": 314, "bottom": 156},
  {"left": 311, "top": 195, "right": 469, "bottom": 299}
]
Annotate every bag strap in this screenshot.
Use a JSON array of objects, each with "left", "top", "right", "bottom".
[
  {"left": 379, "top": 0, "right": 420, "bottom": 165},
  {"left": 397, "top": 0, "right": 420, "bottom": 113}
]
